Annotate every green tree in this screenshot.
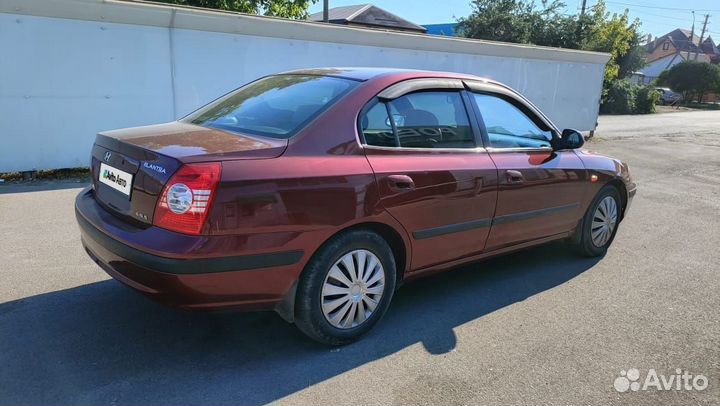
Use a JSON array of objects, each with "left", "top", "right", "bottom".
[
  {"left": 154, "top": 0, "right": 316, "bottom": 18},
  {"left": 456, "top": 0, "right": 571, "bottom": 47},
  {"left": 656, "top": 61, "right": 720, "bottom": 102},
  {"left": 581, "top": 1, "right": 642, "bottom": 86},
  {"left": 618, "top": 43, "right": 647, "bottom": 79},
  {"left": 458, "top": 0, "right": 644, "bottom": 107}
]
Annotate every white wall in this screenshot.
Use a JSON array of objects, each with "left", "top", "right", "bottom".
[
  {"left": 170, "top": 29, "right": 606, "bottom": 123},
  {"left": 0, "top": 13, "right": 174, "bottom": 171},
  {"left": 0, "top": 0, "right": 609, "bottom": 172}
]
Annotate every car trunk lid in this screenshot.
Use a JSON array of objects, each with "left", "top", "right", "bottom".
[{"left": 90, "top": 122, "right": 286, "bottom": 225}]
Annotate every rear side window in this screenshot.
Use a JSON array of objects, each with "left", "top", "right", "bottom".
[
  {"left": 472, "top": 93, "right": 553, "bottom": 148},
  {"left": 184, "top": 75, "right": 358, "bottom": 139},
  {"left": 361, "top": 91, "right": 475, "bottom": 149}
]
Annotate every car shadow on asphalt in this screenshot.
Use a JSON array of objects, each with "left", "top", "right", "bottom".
[{"left": 0, "top": 242, "right": 601, "bottom": 405}]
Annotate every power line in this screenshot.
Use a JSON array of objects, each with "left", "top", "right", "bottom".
[
  {"left": 572, "top": 0, "right": 713, "bottom": 37},
  {"left": 593, "top": 1, "right": 698, "bottom": 22},
  {"left": 604, "top": 0, "right": 720, "bottom": 12},
  {"left": 597, "top": 1, "right": 712, "bottom": 36},
  {"left": 640, "top": 18, "right": 690, "bottom": 29},
  {"left": 633, "top": 10, "right": 695, "bottom": 22}
]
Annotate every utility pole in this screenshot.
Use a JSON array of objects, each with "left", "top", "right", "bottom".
[
  {"left": 323, "top": 0, "right": 329, "bottom": 23},
  {"left": 697, "top": 14, "right": 710, "bottom": 60},
  {"left": 578, "top": 0, "right": 588, "bottom": 41},
  {"left": 687, "top": 11, "right": 695, "bottom": 60}
]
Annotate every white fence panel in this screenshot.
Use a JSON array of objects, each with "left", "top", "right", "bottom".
[{"left": 0, "top": 0, "right": 609, "bottom": 172}]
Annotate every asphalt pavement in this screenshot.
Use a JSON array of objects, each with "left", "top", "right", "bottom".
[{"left": 0, "top": 110, "right": 718, "bottom": 405}]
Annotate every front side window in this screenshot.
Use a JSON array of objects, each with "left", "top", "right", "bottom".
[
  {"left": 472, "top": 93, "right": 553, "bottom": 149},
  {"left": 360, "top": 91, "right": 475, "bottom": 149},
  {"left": 184, "top": 75, "right": 358, "bottom": 139}
]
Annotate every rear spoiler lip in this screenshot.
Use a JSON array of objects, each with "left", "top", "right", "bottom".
[{"left": 96, "top": 122, "right": 289, "bottom": 164}]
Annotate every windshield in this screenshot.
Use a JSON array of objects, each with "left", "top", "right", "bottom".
[{"left": 183, "top": 74, "right": 359, "bottom": 139}]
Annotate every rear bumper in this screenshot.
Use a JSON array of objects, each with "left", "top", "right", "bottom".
[{"left": 75, "top": 187, "right": 303, "bottom": 310}]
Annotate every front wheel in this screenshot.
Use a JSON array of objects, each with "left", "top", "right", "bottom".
[
  {"left": 294, "top": 229, "right": 396, "bottom": 345},
  {"left": 574, "top": 185, "right": 622, "bottom": 257}
]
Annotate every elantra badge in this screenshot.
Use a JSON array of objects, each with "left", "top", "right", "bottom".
[{"left": 143, "top": 162, "right": 167, "bottom": 174}]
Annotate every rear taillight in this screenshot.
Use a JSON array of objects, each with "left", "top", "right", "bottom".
[{"left": 154, "top": 162, "right": 222, "bottom": 235}]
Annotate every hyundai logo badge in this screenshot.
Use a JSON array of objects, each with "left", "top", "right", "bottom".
[{"left": 104, "top": 151, "right": 112, "bottom": 162}]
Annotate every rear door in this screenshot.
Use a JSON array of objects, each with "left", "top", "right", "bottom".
[
  {"left": 360, "top": 79, "right": 498, "bottom": 270},
  {"left": 465, "top": 83, "right": 587, "bottom": 250}
]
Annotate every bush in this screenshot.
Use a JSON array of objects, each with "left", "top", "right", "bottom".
[
  {"left": 636, "top": 85, "right": 660, "bottom": 113},
  {"left": 601, "top": 80, "right": 637, "bottom": 114},
  {"left": 600, "top": 80, "right": 658, "bottom": 114}
]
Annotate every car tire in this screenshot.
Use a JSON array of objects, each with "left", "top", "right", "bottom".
[
  {"left": 294, "top": 229, "right": 397, "bottom": 345},
  {"left": 574, "top": 185, "right": 622, "bottom": 257}
]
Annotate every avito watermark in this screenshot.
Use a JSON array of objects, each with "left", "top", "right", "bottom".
[{"left": 614, "top": 368, "right": 709, "bottom": 393}]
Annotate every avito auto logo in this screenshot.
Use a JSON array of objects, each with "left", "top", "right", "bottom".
[{"left": 103, "top": 169, "right": 127, "bottom": 188}]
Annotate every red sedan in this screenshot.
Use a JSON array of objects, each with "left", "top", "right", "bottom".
[{"left": 76, "top": 68, "right": 636, "bottom": 345}]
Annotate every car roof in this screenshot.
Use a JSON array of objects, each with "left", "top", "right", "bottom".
[{"left": 279, "top": 67, "right": 485, "bottom": 82}]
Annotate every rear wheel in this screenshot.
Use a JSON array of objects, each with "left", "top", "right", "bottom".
[
  {"left": 574, "top": 185, "right": 621, "bottom": 257},
  {"left": 294, "top": 229, "right": 396, "bottom": 345}
]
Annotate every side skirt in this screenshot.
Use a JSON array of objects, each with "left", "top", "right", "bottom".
[{"left": 403, "top": 231, "right": 573, "bottom": 282}]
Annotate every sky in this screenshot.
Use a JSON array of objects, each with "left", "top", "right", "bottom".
[{"left": 308, "top": 0, "right": 720, "bottom": 39}]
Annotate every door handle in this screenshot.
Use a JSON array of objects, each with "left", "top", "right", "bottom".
[
  {"left": 387, "top": 174, "right": 415, "bottom": 192},
  {"left": 505, "top": 170, "right": 524, "bottom": 184}
]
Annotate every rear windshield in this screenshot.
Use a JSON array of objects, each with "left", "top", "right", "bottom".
[{"left": 183, "top": 74, "right": 358, "bottom": 139}]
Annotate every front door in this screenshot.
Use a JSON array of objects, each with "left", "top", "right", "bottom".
[
  {"left": 360, "top": 88, "right": 498, "bottom": 270},
  {"left": 468, "top": 91, "right": 587, "bottom": 251}
]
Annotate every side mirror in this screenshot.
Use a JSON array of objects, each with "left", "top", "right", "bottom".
[
  {"left": 555, "top": 129, "right": 584, "bottom": 150},
  {"left": 385, "top": 114, "right": 405, "bottom": 128}
]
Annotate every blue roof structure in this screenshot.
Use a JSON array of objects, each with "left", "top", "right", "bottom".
[{"left": 423, "top": 23, "right": 458, "bottom": 36}]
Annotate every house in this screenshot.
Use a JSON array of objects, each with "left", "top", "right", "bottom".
[
  {"left": 640, "top": 28, "right": 718, "bottom": 84},
  {"left": 645, "top": 29, "right": 707, "bottom": 62},
  {"left": 699, "top": 36, "right": 720, "bottom": 63},
  {"left": 308, "top": 4, "right": 427, "bottom": 33}
]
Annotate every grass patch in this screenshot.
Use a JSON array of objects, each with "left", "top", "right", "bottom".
[
  {"left": 0, "top": 167, "right": 91, "bottom": 183},
  {"left": 679, "top": 102, "right": 720, "bottom": 110}
]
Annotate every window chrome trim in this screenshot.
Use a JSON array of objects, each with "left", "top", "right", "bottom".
[
  {"left": 362, "top": 144, "right": 488, "bottom": 153},
  {"left": 485, "top": 146, "right": 554, "bottom": 153}
]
